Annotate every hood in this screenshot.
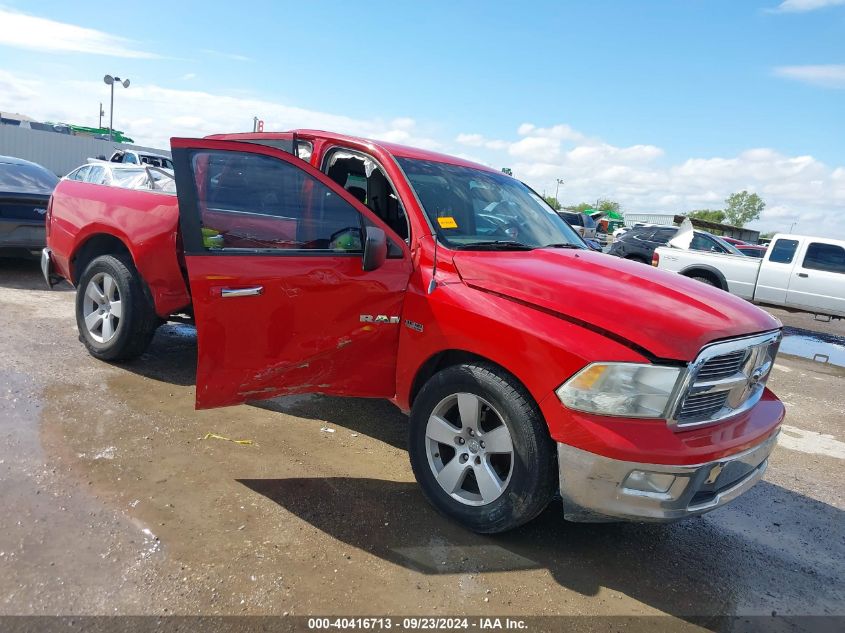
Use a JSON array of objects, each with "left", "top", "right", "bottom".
[{"left": 452, "top": 249, "right": 780, "bottom": 361}]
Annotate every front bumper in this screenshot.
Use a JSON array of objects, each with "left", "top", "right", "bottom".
[{"left": 558, "top": 428, "right": 779, "bottom": 522}]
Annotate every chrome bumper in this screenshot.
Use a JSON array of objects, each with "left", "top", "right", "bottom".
[{"left": 558, "top": 429, "right": 779, "bottom": 522}]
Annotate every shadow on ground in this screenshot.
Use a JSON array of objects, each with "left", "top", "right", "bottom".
[
  {"left": 239, "top": 475, "right": 844, "bottom": 624},
  {"left": 0, "top": 256, "right": 72, "bottom": 291}
]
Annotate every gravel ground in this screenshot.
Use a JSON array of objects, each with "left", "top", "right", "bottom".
[{"left": 0, "top": 257, "right": 842, "bottom": 627}]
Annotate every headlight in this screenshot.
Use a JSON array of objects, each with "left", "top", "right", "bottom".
[{"left": 556, "top": 363, "right": 683, "bottom": 418}]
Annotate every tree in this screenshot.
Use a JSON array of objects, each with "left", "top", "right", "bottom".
[
  {"left": 543, "top": 195, "right": 562, "bottom": 211},
  {"left": 563, "top": 199, "right": 622, "bottom": 214},
  {"left": 688, "top": 209, "right": 726, "bottom": 223},
  {"left": 724, "top": 191, "right": 765, "bottom": 227},
  {"left": 595, "top": 198, "right": 621, "bottom": 214}
]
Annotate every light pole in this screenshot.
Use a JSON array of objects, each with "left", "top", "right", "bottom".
[
  {"left": 98, "top": 103, "right": 104, "bottom": 128},
  {"left": 555, "top": 178, "right": 565, "bottom": 205},
  {"left": 789, "top": 221, "right": 798, "bottom": 233},
  {"left": 103, "top": 75, "right": 130, "bottom": 141}
]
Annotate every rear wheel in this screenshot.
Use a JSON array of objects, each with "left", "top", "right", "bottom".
[
  {"left": 409, "top": 363, "right": 556, "bottom": 533},
  {"left": 75, "top": 254, "right": 158, "bottom": 361}
]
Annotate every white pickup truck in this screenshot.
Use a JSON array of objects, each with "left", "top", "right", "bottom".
[{"left": 654, "top": 224, "right": 845, "bottom": 318}]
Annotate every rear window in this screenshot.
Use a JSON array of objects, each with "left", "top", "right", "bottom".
[
  {"left": 559, "top": 211, "right": 583, "bottom": 226},
  {"left": 769, "top": 239, "right": 799, "bottom": 264},
  {"left": 0, "top": 160, "right": 59, "bottom": 194}
]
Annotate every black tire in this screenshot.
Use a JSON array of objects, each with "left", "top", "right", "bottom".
[
  {"left": 409, "top": 363, "right": 557, "bottom": 533},
  {"left": 689, "top": 275, "right": 717, "bottom": 287},
  {"left": 75, "top": 254, "right": 158, "bottom": 361}
]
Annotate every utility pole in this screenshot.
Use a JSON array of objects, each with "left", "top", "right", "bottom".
[{"left": 98, "top": 103, "right": 104, "bottom": 128}]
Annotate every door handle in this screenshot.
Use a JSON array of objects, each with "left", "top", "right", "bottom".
[
  {"left": 221, "top": 286, "right": 264, "bottom": 298},
  {"left": 797, "top": 273, "right": 809, "bottom": 278}
]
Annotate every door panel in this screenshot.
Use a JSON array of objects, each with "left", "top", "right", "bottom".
[
  {"left": 755, "top": 238, "right": 799, "bottom": 306},
  {"left": 785, "top": 241, "right": 845, "bottom": 316},
  {"left": 170, "top": 138, "right": 412, "bottom": 409}
]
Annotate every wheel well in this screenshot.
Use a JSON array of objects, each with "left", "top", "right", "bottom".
[
  {"left": 71, "top": 234, "right": 133, "bottom": 283},
  {"left": 682, "top": 268, "right": 724, "bottom": 289},
  {"left": 409, "top": 349, "right": 526, "bottom": 408}
]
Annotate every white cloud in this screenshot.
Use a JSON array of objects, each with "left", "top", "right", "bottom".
[
  {"left": 0, "top": 8, "right": 159, "bottom": 58},
  {"left": 2, "top": 67, "right": 843, "bottom": 239},
  {"left": 0, "top": 70, "right": 441, "bottom": 154},
  {"left": 772, "top": 0, "right": 845, "bottom": 12},
  {"left": 181, "top": 73, "right": 197, "bottom": 81},
  {"left": 774, "top": 64, "right": 845, "bottom": 88},
  {"left": 459, "top": 122, "right": 845, "bottom": 237}
]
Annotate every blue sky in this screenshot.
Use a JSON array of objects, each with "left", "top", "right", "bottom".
[{"left": 0, "top": 0, "right": 843, "bottom": 235}]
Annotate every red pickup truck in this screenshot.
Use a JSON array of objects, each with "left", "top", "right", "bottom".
[{"left": 42, "top": 130, "right": 785, "bottom": 532}]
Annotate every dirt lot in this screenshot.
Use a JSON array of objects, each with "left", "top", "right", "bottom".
[{"left": 0, "top": 257, "right": 842, "bottom": 626}]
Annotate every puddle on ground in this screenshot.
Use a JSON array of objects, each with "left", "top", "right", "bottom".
[{"left": 780, "top": 328, "right": 845, "bottom": 368}]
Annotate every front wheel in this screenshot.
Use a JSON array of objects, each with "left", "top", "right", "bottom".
[
  {"left": 75, "top": 254, "right": 158, "bottom": 361},
  {"left": 408, "top": 363, "right": 557, "bottom": 533}
]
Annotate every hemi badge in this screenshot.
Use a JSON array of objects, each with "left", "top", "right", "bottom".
[{"left": 404, "top": 319, "right": 424, "bottom": 333}]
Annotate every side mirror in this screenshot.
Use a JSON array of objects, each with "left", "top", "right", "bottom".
[{"left": 362, "top": 226, "right": 387, "bottom": 272}]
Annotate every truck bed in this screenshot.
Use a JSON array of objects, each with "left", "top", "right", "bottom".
[
  {"left": 48, "top": 180, "right": 191, "bottom": 317},
  {"left": 655, "top": 246, "right": 762, "bottom": 300}
]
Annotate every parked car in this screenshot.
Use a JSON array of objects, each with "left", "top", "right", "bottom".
[
  {"left": 43, "top": 130, "right": 784, "bottom": 532},
  {"left": 66, "top": 162, "right": 174, "bottom": 192},
  {"left": 720, "top": 236, "right": 747, "bottom": 246},
  {"left": 608, "top": 225, "right": 740, "bottom": 264},
  {"left": 736, "top": 244, "right": 768, "bottom": 258},
  {"left": 89, "top": 149, "right": 174, "bottom": 169},
  {"left": 0, "top": 155, "right": 58, "bottom": 256},
  {"left": 654, "top": 224, "right": 845, "bottom": 318},
  {"left": 557, "top": 211, "right": 597, "bottom": 239}
]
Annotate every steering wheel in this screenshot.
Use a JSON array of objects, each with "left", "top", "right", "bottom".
[{"left": 484, "top": 201, "right": 522, "bottom": 239}]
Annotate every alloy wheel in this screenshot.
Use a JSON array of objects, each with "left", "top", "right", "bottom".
[
  {"left": 424, "top": 392, "right": 514, "bottom": 506},
  {"left": 82, "top": 272, "right": 122, "bottom": 343}
]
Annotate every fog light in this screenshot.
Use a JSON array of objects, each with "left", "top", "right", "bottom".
[{"left": 623, "top": 470, "right": 676, "bottom": 494}]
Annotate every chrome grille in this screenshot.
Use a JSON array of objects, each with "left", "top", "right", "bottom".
[
  {"left": 670, "top": 331, "right": 782, "bottom": 429},
  {"left": 696, "top": 350, "right": 748, "bottom": 381},
  {"left": 678, "top": 391, "right": 729, "bottom": 422}
]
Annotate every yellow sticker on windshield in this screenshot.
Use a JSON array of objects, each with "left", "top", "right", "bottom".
[{"left": 437, "top": 216, "right": 458, "bottom": 229}]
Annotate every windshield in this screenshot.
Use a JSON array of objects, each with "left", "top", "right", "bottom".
[{"left": 397, "top": 158, "right": 583, "bottom": 250}]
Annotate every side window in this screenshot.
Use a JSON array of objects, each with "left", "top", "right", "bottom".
[
  {"left": 68, "top": 166, "right": 90, "bottom": 181},
  {"left": 324, "top": 150, "right": 409, "bottom": 241},
  {"left": 768, "top": 239, "right": 799, "bottom": 264},
  {"left": 86, "top": 166, "right": 106, "bottom": 184},
  {"left": 123, "top": 153, "right": 138, "bottom": 164},
  {"left": 192, "top": 150, "right": 364, "bottom": 253},
  {"left": 803, "top": 242, "right": 845, "bottom": 274}
]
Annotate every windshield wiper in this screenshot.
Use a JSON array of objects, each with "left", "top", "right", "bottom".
[
  {"left": 454, "top": 240, "right": 535, "bottom": 251},
  {"left": 542, "top": 242, "right": 584, "bottom": 249}
]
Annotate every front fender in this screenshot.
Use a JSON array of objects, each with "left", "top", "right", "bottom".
[{"left": 394, "top": 278, "right": 648, "bottom": 433}]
